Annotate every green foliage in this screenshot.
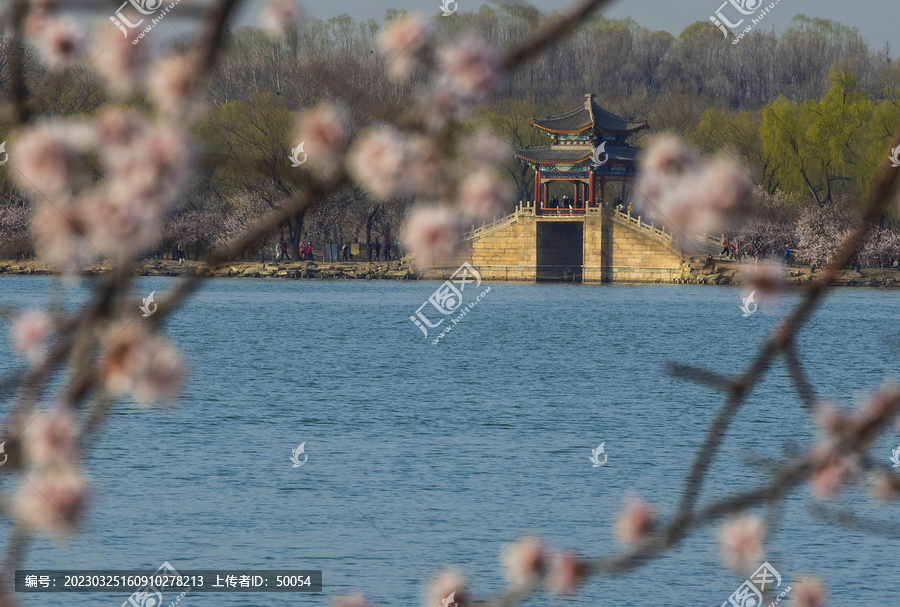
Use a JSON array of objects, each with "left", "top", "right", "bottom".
[
  {"left": 688, "top": 107, "right": 776, "bottom": 191},
  {"left": 761, "top": 70, "right": 878, "bottom": 204},
  {"left": 196, "top": 93, "right": 302, "bottom": 203}
]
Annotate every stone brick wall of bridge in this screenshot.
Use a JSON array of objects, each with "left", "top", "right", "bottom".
[
  {"left": 455, "top": 208, "right": 682, "bottom": 283},
  {"left": 457, "top": 214, "right": 537, "bottom": 281},
  {"left": 582, "top": 211, "right": 683, "bottom": 283}
]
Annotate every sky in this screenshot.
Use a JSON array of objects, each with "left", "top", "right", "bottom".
[{"left": 251, "top": 0, "right": 899, "bottom": 51}]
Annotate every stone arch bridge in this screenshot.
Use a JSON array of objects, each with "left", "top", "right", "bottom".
[{"left": 455, "top": 201, "right": 685, "bottom": 283}]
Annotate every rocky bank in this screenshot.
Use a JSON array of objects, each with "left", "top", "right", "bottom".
[{"left": 3, "top": 258, "right": 900, "bottom": 286}]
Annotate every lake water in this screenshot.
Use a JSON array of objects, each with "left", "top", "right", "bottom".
[{"left": 0, "top": 276, "right": 898, "bottom": 606}]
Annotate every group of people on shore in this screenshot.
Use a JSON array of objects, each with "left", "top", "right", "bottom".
[
  {"left": 341, "top": 239, "right": 393, "bottom": 261},
  {"left": 275, "top": 239, "right": 314, "bottom": 262},
  {"left": 718, "top": 236, "right": 792, "bottom": 266},
  {"left": 274, "top": 239, "right": 396, "bottom": 262}
]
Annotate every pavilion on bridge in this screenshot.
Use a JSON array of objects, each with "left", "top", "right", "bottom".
[{"left": 514, "top": 94, "right": 648, "bottom": 215}]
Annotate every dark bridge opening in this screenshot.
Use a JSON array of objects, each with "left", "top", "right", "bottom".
[{"left": 536, "top": 222, "right": 583, "bottom": 282}]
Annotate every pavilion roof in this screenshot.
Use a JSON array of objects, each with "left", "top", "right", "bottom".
[
  {"left": 532, "top": 94, "right": 648, "bottom": 135},
  {"left": 514, "top": 145, "right": 640, "bottom": 164}
]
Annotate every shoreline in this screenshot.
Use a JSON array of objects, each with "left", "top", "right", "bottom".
[{"left": 1, "top": 258, "right": 900, "bottom": 287}]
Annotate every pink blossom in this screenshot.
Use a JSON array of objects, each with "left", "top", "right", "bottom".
[
  {"left": 425, "top": 569, "right": 466, "bottom": 607},
  {"left": 377, "top": 14, "right": 429, "bottom": 81},
  {"left": 462, "top": 131, "right": 511, "bottom": 168},
  {"left": 11, "top": 120, "right": 94, "bottom": 197},
  {"left": 82, "top": 192, "right": 161, "bottom": 259},
  {"left": 437, "top": 37, "right": 499, "bottom": 101},
  {"left": 96, "top": 108, "right": 148, "bottom": 152},
  {"left": 10, "top": 309, "right": 52, "bottom": 361},
  {"left": 401, "top": 205, "right": 460, "bottom": 264},
  {"left": 100, "top": 325, "right": 185, "bottom": 404},
  {"left": 134, "top": 343, "right": 185, "bottom": 403},
  {"left": 32, "top": 202, "right": 99, "bottom": 272},
  {"left": 332, "top": 594, "right": 371, "bottom": 607},
  {"left": 546, "top": 551, "right": 585, "bottom": 595},
  {"left": 406, "top": 135, "right": 448, "bottom": 196},
  {"left": 641, "top": 134, "right": 698, "bottom": 177},
  {"left": 22, "top": 407, "right": 75, "bottom": 468},
  {"left": 458, "top": 169, "right": 513, "bottom": 221},
  {"left": 637, "top": 137, "right": 753, "bottom": 235},
  {"left": 148, "top": 53, "right": 200, "bottom": 116},
  {"left": 106, "top": 124, "right": 191, "bottom": 211},
  {"left": 420, "top": 87, "right": 466, "bottom": 134},
  {"left": 24, "top": 7, "right": 50, "bottom": 39},
  {"left": 347, "top": 126, "right": 410, "bottom": 199},
  {"left": 14, "top": 468, "right": 89, "bottom": 536},
  {"left": 813, "top": 402, "right": 847, "bottom": 438},
  {"left": 36, "top": 17, "right": 82, "bottom": 70},
  {"left": 93, "top": 25, "right": 146, "bottom": 95},
  {"left": 691, "top": 157, "right": 753, "bottom": 216},
  {"left": 792, "top": 577, "right": 827, "bottom": 607},
  {"left": 261, "top": 0, "right": 303, "bottom": 36},
  {"left": 809, "top": 447, "right": 858, "bottom": 499},
  {"left": 501, "top": 536, "right": 546, "bottom": 587},
  {"left": 740, "top": 262, "right": 784, "bottom": 302},
  {"left": 718, "top": 515, "right": 764, "bottom": 572},
  {"left": 293, "top": 104, "right": 348, "bottom": 178},
  {"left": 614, "top": 497, "right": 657, "bottom": 545}
]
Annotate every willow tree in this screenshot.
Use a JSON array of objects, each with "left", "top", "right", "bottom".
[{"left": 761, "top": 69, "right": 874, "bottom": 205}]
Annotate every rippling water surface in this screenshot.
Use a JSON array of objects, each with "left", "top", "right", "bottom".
[{"left": 1, "top": 276, "right": 898, "bottom": 606}]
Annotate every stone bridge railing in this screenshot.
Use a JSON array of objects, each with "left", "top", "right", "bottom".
[
  {"left": 464, "top": 202, "right": 682, "bottom": 256},
  {"left": 609, "top": 208, "right": 680, "bottom": 254},
  {"left": 463, "top": 201, "right": 536, "bottom": 241}
]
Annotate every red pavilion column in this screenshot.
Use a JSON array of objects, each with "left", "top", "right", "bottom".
[
  {"left": 589, "top": 175, "right": 595, "bottom": 207},
  {"left": 534, "top": 169, "right": 540, "bottom": 207}
]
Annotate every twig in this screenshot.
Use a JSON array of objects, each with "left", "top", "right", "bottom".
[
  {"left": 782, "top": 341, "right": 817, "bottom": 409},
  {"left": 6, "top": 0, "right": 30, "bottom": 125},
  {"left": 501, "top": 0, "right": 613, "bottom": 70}
]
